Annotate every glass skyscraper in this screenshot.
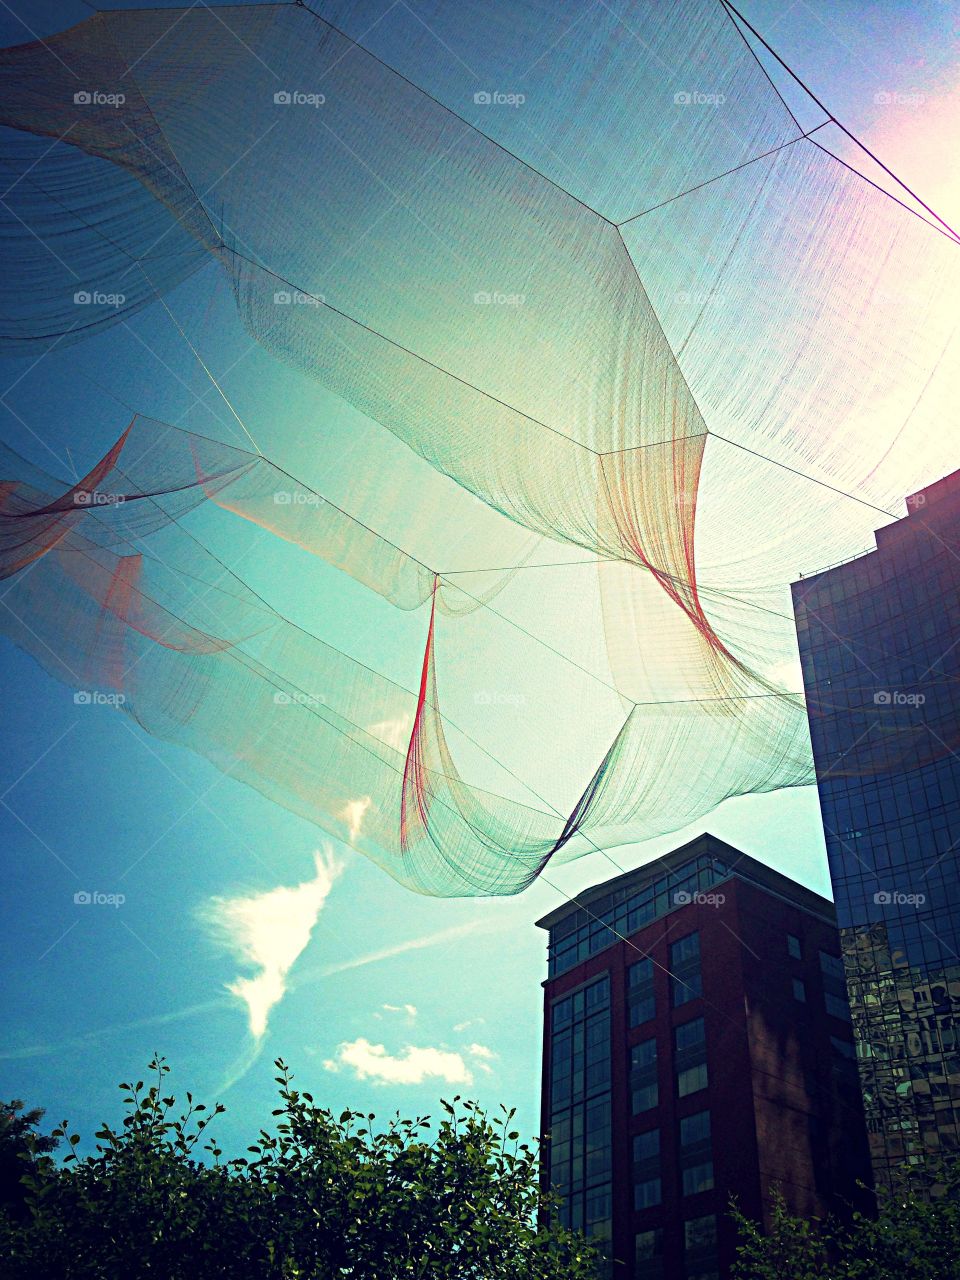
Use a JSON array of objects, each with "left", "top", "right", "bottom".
[{"left": 792, "top": 469, "right": 960, "bottom": 1187}]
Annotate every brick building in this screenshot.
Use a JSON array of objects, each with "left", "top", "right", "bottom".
[{"left": 537, "top": 832, "right": 872, "bottom": 1278}]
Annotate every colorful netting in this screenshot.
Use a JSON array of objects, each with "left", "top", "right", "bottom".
[{"left": 0, "top": 2, "right": 957, "bottom": 893}]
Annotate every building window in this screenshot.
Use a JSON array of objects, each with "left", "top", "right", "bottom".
[
  {"left": 830, "top": 1035, "right": 856, "bottom": 1060},
  {"left": 680, "top": 1108, "right": 713, "bottom": 1198},
  {"left": 671, "top": 932, "right": 702, "bottom": 1007},
  {"left": 792, "top": 977, "right": 807, "bottom": 1003},
  {"left": 628, "top": 956, "right": 656, "bottom": 1026},
  {"left": 678, "top": 1063, "right": 709, "bottom": 1097},
  {"left": 547, "top": 975, "right": 611, "bottom": 1250},
  {"left": 633, "top": 1080, "right": 659, "bottom": 1112},
  {"left": 632, "top": 1121, "right": 660, "bottom": 1208},
  {"left": 634, "top": 1176, "right": 662, "bottom": 1210},
  {"left": 585, "top": 1098, "right": 611, "bottom": 1182},
  {"left": 685, "top": 1214, "right": 717, "bottom": 1250},
  {"left": 635, "top": 1226, "right": 664, "bottom": 1279},
  {"left": 787, "top": 933, "right": 802, "bottom": 959},
  {"left": 676, "top": 1017, "right": 708, "bottom": 1098},
  {"left": 585, "top": 1186, "right": 612, "bottom": 1244},
  {"left": 682, "top": 1160, "right": 715, "bottom": 1195},
  {"left": 546, "top": 852, "right": 733, "bottom": 978},
  {"left": 674, "top": 973, "right": 703, "bottom": 1006},
  {"left": 820, "top": 951, "right": 852, "bottom": 1022},
  {"left": 633, "top": 1128, "right": 660, "bottom": 1162},
  {"left": 633, "top": 1127, "right": 662, "bottom": 1210},
  {"left": 679, "top": 1110, "right": 711, "bottom": 1150},
  {"left": 631, "top": 1037, "right": 659, "bottom": 1113},
  {"left": 825, "top": 992, "right": 852, "bottom": 1022},
  {"left": 675, "top": 1017, "right": 706, "bottom": 1052}
]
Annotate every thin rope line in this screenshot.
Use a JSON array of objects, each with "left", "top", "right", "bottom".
[
  {"left": 718, "top": 0, "right": 960, "bottom": 245},
  {"left": 136, "top": 264, "right": 263, "bottom": 455},
  {"left": 710, "top": 432, "right": 899, "bottom": 519},
  {"left": 808, "top": 136, "right": 960, "bottom": 246},
  {"left": 617, "top": 126, "right": 828, "bottom": 227},
  {"left": 716, "top": 0, "right": 806, "bottom": 132},
  {"left": 293, "top": 0, "right": 615, "bottom": 228}
]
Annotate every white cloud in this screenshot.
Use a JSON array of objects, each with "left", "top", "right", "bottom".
[
  {"left": 466, "top": 1042, "right": 495, "bottom": 1074},
  {"left": 368, "top": 714, "right": 412, "bottom": 753},
  {"left": 453, "top": 1017, "right": 485, "bottom": 1033},
  {"left": 339, "top": 796, "right": 371, "bottom": 842},
  {"left": 202, "top": 848, "right": 342, "bottom": 1039},
  {"left": 382, "top": 1002, "right": 417, "bottom": 1018},
  {"left": 325, "top": 1038, "right": 473, "bottom": 1086}
]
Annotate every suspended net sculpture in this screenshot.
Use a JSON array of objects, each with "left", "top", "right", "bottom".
[{"left": 0, "top": 1, "right": 957, "bottom": 893}]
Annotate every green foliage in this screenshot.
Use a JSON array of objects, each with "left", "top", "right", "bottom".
[
  {"left": 0, "top": 1057, "right": 600, "bottom": 1280},
  {"left": 731, "top": 1163, "right": 960, "bottom": 1280},
  {"left": 0, "top": 1099, "right": 59, "bottom": 1219}
]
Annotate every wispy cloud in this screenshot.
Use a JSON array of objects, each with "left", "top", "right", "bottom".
[
  {"left": 202, "top": 849, "right": 342, "bottom": 1039},
  {"left": 339, "top": 796, "right": 371, "bottom": 842},
  {"left": 309, "top": 920, "right": 485, "bottom": 982},
  {"left": 214, "top": 1035, "right": 267, "bottom": 1095},
  {"left": 381, "top": 1002, "right": 417, "bottom": 1018},
  {"left": 324, "top": 1038, "right": 474, "bottom": 1086},
  {"left": 466, "top": 1043, "right": 495, "bottom": 1074},
  {"left": 453, "top": 1017, "right": 485, "bottom": 1033},
  {"left": 367, "top": 715, "right": 411, "bottom": 752},
  {"left": 0, "top": 918, "right": 494, "bottom": 1063}
]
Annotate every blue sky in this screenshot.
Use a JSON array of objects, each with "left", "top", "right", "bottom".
[{"left": 0, "top": 0, "right": 957, "bottom": 1158}]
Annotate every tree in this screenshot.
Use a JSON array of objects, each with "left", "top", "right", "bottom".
[
  {"left": 731, "top": 1162, "right": 960, "bottom": 1280},
  {"left": 0, "top": 1057, "right": 601, "bottom": 1280},
  {"left": 0, "top": 1099, "right": 58, "bottom": 1219}
]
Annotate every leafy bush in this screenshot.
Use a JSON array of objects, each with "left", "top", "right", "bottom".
[
  {"left": 0, "top": 1057, "right": 600, "bottom": 1280},
  {"left": 731, "top": 1163, "right": 960, "bottom": 1280}
]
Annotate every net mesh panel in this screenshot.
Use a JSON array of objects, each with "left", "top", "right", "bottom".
[{"left": 0, "top": 3, "right": 957, "bottom": 893}]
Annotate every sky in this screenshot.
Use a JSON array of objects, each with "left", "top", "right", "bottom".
[{"left": 0, "top": 0, "right": 958, "bottom": 1159}]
